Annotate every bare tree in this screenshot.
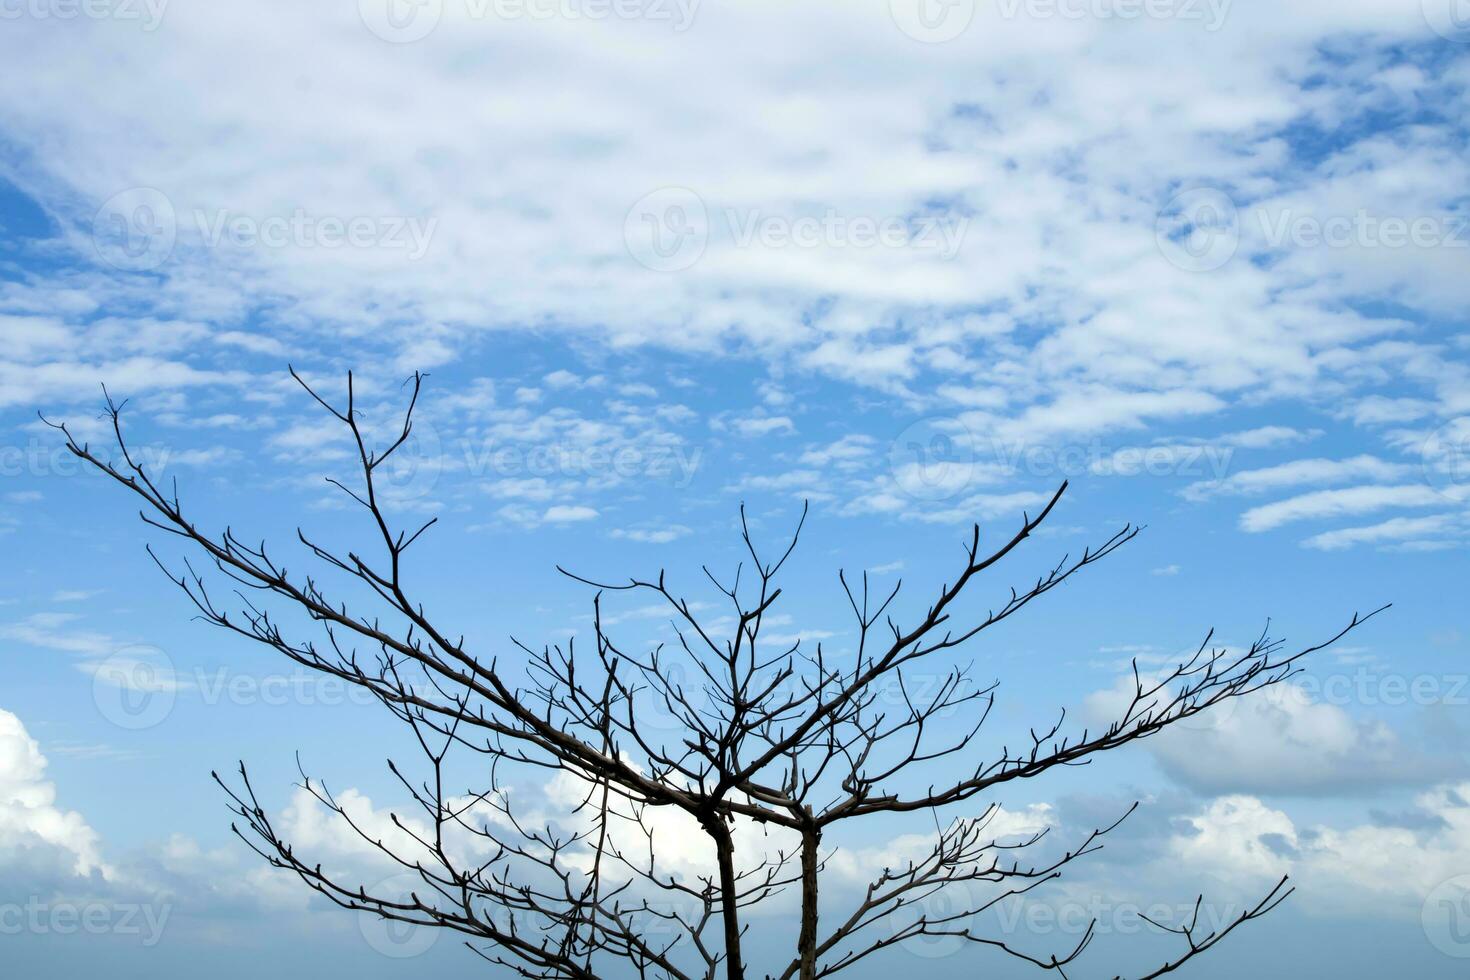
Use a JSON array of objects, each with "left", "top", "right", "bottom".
[{"left": 46, "top": 373, "right": 1384, "bottom": 980}]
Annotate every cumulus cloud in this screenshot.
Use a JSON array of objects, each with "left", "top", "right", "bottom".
[
  {"left": 1084, "top": 671, "right": 1469, "bottom": 797},
  {"left": 1168, "top": 783, "right": 1470, "bottom": 916},
  {"left": 265, "top": 765, "right": 803, "bottom": 919},
  {"left": 825, "top": 803, "right": 1053, "bottom": 885},
  {"left": 0, "top": 709, "right": 108, "bottom": 878},
  {"left": 0, "top": 720, "right": 421, "bottom": 966},
  {"left": 1156, "top": 687, "right": 1460, "bottom": 795},
  {"left": 972, "top": 781, "right": 1470, "bottom": 930}
]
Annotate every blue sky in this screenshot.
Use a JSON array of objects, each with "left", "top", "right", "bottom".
[{"left": 1, "top": 1, "right": 1469, "bottom": 977}]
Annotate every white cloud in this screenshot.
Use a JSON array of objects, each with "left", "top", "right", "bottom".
[
  {"left": 826, "top": 803, "right": 1052, "bottom": 884},
  {"left": 964, "top": 388, "right": 1227, "bottom": 446},
  {"left": 50, "top": 589, "right": 101, "bottom": 603},
  {"left": 844, "top": 488, "right": 1050, "bottom": 524},
  {"left": 1152, "top": 686, "right": 1426, "bottom": 795},
  {"left": 1347, "top": 396, "right": 1435, "bottom": 426},
  {"left": 542, "top": 504, "right": 599, "bottom": 523},
  {"left": 1169, "top": 795, "right": 1296, "bottom": 883},
  {"left": 1184, "top": 455, "right": 1417, "bottom": 501},
  {"left": 484, "top": 476, "right": 562, "bottom": 501},
  {"left": 1086, "top": 676, "right": 1464, "bottom": 796},
  {"left": 799, "top": 434, "right": 876, "bottom": 469},
  {"left": 730, "top": 416, "right": 796, "bottom": 438},
  {"left": 617, "top": 382, "right": 659, "bottom": 398},
  {"left": 1302, "top": 513, "right": 1463, "bottom": 551},
  {"left": 0, "top": 709, "right": 108, "bottom": 878},
  {"left": 1239, "top": 484, "right": 1455, "bottom": 532},
  {"left": 611, "top": 524, "right": 693, "bottom": 544},
  {"left": 0, "top": 356, "right": 244, "bottom": 411},
  {"left": 0, "top": 0, "right": 1461, "bottom": 447},
  {"left": 272, "top": 765, "right": 802, "bottom": 916},
  {"left": 731, "top": 469, "right": 827, "bottom": 495},
  {"left": 0, "top": 612, "right": 117, "bottom": 657},
  {"left": 1169, "top": 783, "right": 1470, "bottom": 916},
  {"left": 1217, "top": 426, "right": 1317, "bottom": 450},
  {"left": 214, "top": 330, "right": 287, "bottom": 357}
]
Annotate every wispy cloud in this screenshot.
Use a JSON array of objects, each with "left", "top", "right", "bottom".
[{"left": 1239, "top": 485, "right": 1456, "bottom": 533}]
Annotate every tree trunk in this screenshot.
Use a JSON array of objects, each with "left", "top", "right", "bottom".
[
  {"left": 798, "top": 824, "right": 821, "bottom": 980},
  {"left": 705, "top": 815, "right": 745, "bottom": 980}
]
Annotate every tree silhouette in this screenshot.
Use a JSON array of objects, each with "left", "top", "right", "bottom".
[{"left": 46, "top": 373, "right": 1383, "bottom": 980}]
